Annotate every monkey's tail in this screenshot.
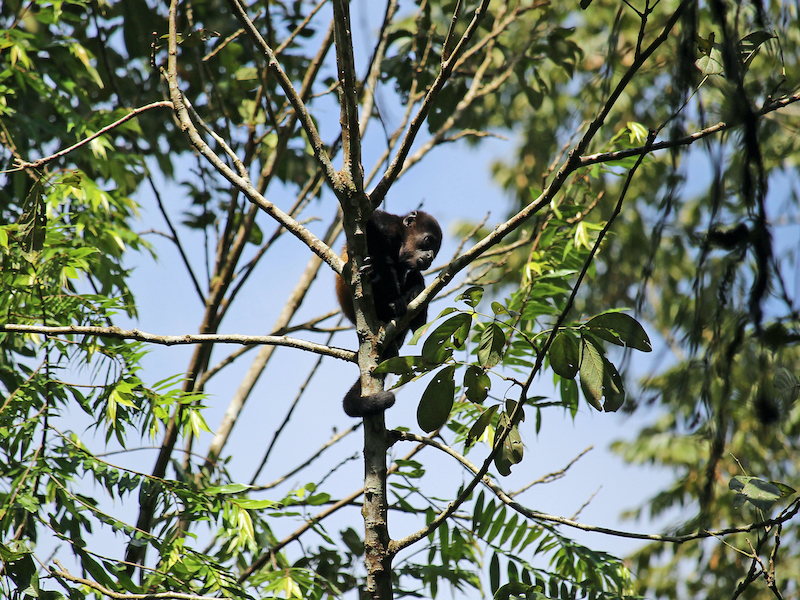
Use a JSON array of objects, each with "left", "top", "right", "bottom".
[{"left": 343, "top": 379, "right": 396, "bottom": 417}]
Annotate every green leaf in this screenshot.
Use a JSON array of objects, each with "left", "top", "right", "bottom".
[
  {"left": 422, "top": 314, "right": 471, "bottom": 363},
  {"left": 232, "top": 498, "right": 278, "bottom": 510},
  {"left": 77, "top": 551, "right": 117, "bottom": 590},
  {"left": 585, "top": 312, "right": 652, "bottom": 352},
  {"left": 457, "top": 286, "right": 484, "bottom": 307},
  {"left": 236, "top": 506, "right": 255, "bottom": 544},
  {"left": 494, "top": 415, "right": 523, "bottom": 476},
  {"left": 305, "top": 492, "right": 331, "bottom": 505},
  {"left": 579, "top": 337, "right": 604, "bottom": 411},
  {"left": 471, "top": 491, "right": 485, "bottom": 532},
  {"left": 577, "top": 336, "right": 626, "bottom": 411},
  {"left": 774, "top": 367, "right": 800, "bottom": 404},
  {"left": 417, "top": 365, "right": 456, "bottom": 432},
  {"left": 236, "top": 66, "right": 258, "bottom": 80},
  {"left": 467, "top": 405, "right": 499, "bottom": 447},
  {"left": 205, "top": 483, "right": 252, "bottom": 495},
  {"left": 601, "top": 356, "right": 625, "bottom": 412},
  {"left": 189, "top": 409, "right": 211, "bottom": 438},
  {"left": 341, "top": 528, "right": 364, "bottom": 557},
  {"left": 729, "top": 476, "right": 794, "bottom": 511},
  {"left": 464, "top": 365, "right": 491, "bottom": 403},
  {"left": 549, "top": 332, "right": 579, "bottom": 378},
  {"left": 491, "top": 302, "right": 512, "bottom": 316},
  {"left": 696, "top": 47, "right": 724, "bottom": 75},
  {"left": 478, "top": 323, "right": 505, "bottom": 368},
  {"left": 739, "top": 31, "right": 774, "bottom": 70},
  {"left": 18, "top": 179, "right": 47, "bottom": 253},
  {"left": 489, "top": 552, "right": 500, "bottom": 594},
  {"left": 373, "top": 355, "right": 427, "bottom": 375}
]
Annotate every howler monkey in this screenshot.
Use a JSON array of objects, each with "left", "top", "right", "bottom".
[{"left": 336, "top": 209, "right": 442, "bottom": 417}]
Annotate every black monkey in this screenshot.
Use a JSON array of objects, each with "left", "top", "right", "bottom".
[{"left": 336, "top": 210, "right": 442, "bottom": 417}]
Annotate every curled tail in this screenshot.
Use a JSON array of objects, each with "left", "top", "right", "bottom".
[{"left": 343, "top": 379, "right": 396, "bottom": 417}]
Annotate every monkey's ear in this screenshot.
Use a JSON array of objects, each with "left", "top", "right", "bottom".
[{"left": 403, "top": 211, "right": 418, "bottom": 227}]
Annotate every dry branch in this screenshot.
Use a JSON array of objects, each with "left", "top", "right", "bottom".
[{"left": 0, "top": 324, "right": 355, "bottom": 362}]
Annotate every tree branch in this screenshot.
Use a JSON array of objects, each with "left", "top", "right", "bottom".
[
  {"left": 579, "top": 88, "right": 800, "bottom": 168},
  {"left": 370, "top": 0, "right": 493, "bottom": 205},
  {"left": 51, "top": 560, "right": 230, "bottom": 600},
  {"left": 10, "top": 102, "right": 173, "bottom": 172},
  {"left": 0, "top": 324, "right": 355, "bottom": 362},
  {"left": 332, "top": 0, "right": 362, "bottom": 189},
  {"left": 224, "top": 0, "right": 343, "bottom": 194},
  {"left": 164, "top": 1, "right": 343, "bottom": 275},
  {"left": 393, "top": 433, "right": 800, "bottom": 547}
]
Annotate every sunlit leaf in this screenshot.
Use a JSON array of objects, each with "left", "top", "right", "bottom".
[
  {"left": 457, "top": 286, "right": 484, "bottom": 307},
  {"left": 729, "top": 476, "right": 793, "bottom": 511},
  {"left": 478, "top": 323, "right": 505, "bottom": 368}
]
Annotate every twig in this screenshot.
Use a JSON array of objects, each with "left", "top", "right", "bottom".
[
  {"left": 146, "top": 173, "right": 205, "bottom": 303},
  {"left": 370, "top": 0, "right": 493, "bottom": 205},
  {"left": 358, "top": 0, "right": 399, "bottom": 137},
  {"left": 252, "top": 423, "right": 361, "bottom": 491},
  {"left": 244, "top": 324, "right": 341, "bottom": 480},
  {"left": 510, "top": 445, "right": 594, "bottom": 497}
]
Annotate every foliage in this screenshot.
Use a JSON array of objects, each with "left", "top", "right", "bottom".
[{"left": 481, "top": 0, "right": 800, "bottom": 597}]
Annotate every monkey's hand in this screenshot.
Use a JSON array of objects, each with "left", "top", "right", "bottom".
[
  {"left": 388, "top": 297, "right": 408, "bottom": 319},
  {"left": 358, "top": 256, "right": 374, "bottom": 276}
]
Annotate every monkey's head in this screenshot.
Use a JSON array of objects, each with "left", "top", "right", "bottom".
[{"left": 399, "top": 210, "right": 442, "bottom": 272}]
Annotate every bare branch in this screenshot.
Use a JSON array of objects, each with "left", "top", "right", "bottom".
[
  {"left": 332, "top": 0, "right": 362, "bottom": 188},
  {"left": 252, "top": 422, "right": 360, "bottom": 490},
  {"left": 224, "top": 0, "right": 343, "bottom": 193},
  {"left": 9, "top": 101, "right": 173, "bottom": 172},
  {"left": 239, "top": 437, "right": 432, "bottom": 582},
  {"left": 197, "top": 310, "right": 341, "bottom": 389},
  {"left": 51, "top": 561, "right": 230, "bottom": 600},
  {"left": 441, "top": 0, "right": 464, "bottom": 62},
  {"left": 0, "top": 324, "right": 355, "bottom": 362},
  {"left": 510, "top": 445, "right": 594, "bottom": 497},
  {"left": 371, "top": 0, "right": 493, "bottom": 205},
  {"left": 163, "top": 11, "right": 344, "bottom": 275}
]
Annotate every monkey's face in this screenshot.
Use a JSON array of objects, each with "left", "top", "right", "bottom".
[
  {"left": 400, "top": 231, "right": 440, "bottom": 271},
  {"left": 399, "top": 210, "right": 442, "bottom": 272}
]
